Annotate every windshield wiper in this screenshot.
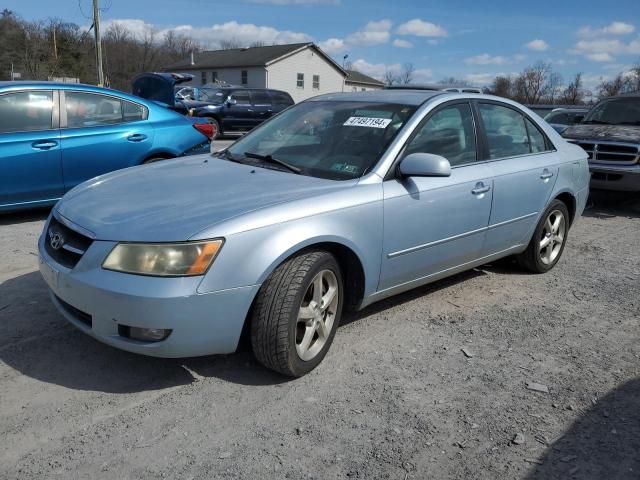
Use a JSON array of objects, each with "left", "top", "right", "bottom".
[
  {"left": 216, "top": 149, "right": 248, "bottom": 164},
  {"left": 243, "top": 151, "right": 302, "bottom": 174}
]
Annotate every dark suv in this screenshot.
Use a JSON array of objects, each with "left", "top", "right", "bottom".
[
  {"left": 562, "top": 94, "right": 640, "bottom": 191},
  {"left": 132, "top": 73, "right": 294, "bottom": 139}
]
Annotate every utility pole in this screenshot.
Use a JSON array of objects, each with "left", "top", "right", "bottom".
[{"left": 92, "top": 0, "right": 104, "bottom": 86}]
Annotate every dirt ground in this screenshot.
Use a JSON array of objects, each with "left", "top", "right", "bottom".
[{"left": 0, "top": 188, "right": 638, "bottom": 480}]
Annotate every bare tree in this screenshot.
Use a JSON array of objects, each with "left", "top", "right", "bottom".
[
  {"left": 544, "top": 71, "right": 563, "bottom": 104},
  {"left": 439, "top": 76, "right": 469, "bottom": 87},
  {"left": 561, "top": 73, "right": 584, "bottom": 104},
  {"left": 218, "top": 39, "right": 244, "bottom": 50},
  {"left": 516, "top": 61, "right": 552, "bottom": 104},
  {"left": 487, "top": 75, "right": 514, "bottom": 98},
  {"left": 399, "top": 62, "right": 415, "bottom": 85},
  {"left": 383, "top": 68, "right": 399, "bottom": 86}
]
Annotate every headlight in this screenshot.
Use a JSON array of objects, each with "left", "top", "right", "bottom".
[{"left": 102, "top": 240, "right": 223, "bottom": 277}]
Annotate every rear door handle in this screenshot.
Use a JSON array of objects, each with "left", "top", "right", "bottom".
[
  {"left": 471, "top": 183, "right": 491, "bottom": 195},
  {"left": 540, "top": 169, "right": 554, "bottom": 180},
  {"left": 126, "top": 133, "right": 147, "bottom": 142},
  {"left": 32, "top": 140, "right": 58, "bottom": 150}
]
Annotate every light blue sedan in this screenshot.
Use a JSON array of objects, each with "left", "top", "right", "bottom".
[
  {"left": 38, "top": 90, "right": 589, "bottom": 376},
  {"left": 0, "top": 81, "right": 211, "bottom": 212}
]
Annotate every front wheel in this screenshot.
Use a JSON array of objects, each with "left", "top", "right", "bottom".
[
  {"left": 517, "top": 199, "right": 570, "bottom": 273},
  {"left": 250, "top": 251, "right": 343, "bottom": 377}
]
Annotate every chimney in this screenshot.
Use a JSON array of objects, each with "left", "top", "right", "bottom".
[{"left": 190, "top": 51, "right": 195, "bottom": 66}]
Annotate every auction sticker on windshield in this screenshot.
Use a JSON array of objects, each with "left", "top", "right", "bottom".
[{"left": 343, "top": 117, "right": 393, "bottom": 128}]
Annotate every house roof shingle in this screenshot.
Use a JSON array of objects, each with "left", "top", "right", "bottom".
[
  {"left": 345, "top": 70, "right": 385, "bottom": 87},
  {"left": 164, "top": 43, "right": 333, "bottom": 71}
]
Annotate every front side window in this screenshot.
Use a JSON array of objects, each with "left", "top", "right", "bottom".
[
  {"left": 65, "top": 92, "right": 146, "bottom": 128},
  {"left": 241, "top": 70, "right": 248, "bottom": 85},
  {"left": 0, "top": 90, "right": 53, "bottom": 133},
  {"left": 198, "top": 88, "right": 227, "bottom": 104},
  {"left": 297, "top": 73, "right": 304, "bottom": 88},
  {"left": 313, "top": 75, "right": 320, "bottom": 90},
  {"left": 231, "top": 91, "right": 251, "bottom": 106},
  {"left": 404, "top": 103, "right": 477, "bottom": 166},
  {"left": 225, "top": 101, "right": 417, "bottom": 180},
  {"left": 479, "top": 103, "right": 531, "bottom": 159}
]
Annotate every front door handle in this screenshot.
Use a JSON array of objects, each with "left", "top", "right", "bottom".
[
  {"left": 471, "top": 183, "right": 491, "bottom": 195},
  {"left": 540, "top": 169, "right": 554, "bottom": 180},
  {"left": 126, "top": 133, "right": 147, "bottom": 142},
  {"left": 32, "top": 140, "right": 58, "bottom": 150}
]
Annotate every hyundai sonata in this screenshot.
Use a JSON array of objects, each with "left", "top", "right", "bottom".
[{"left": 39, "top": 90, "right": 589, "bottom": 376}]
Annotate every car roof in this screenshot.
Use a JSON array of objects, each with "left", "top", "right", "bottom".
[
  {"left": 309, "top": 89, "right": 447, "bottom": 106},
  {"left": 0, "top": 81, "right": 156, "bottom": 107}
]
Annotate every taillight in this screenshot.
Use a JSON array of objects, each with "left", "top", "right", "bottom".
[{"left": 193, "top": 123, "right": 214, "bottom": 140}]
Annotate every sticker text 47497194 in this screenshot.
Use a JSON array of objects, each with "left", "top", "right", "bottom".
[{"left": 343, "top": 117, "right": 393, "bottom": 129}]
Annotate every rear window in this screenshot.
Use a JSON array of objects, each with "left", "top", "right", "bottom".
[{"left": 270, "top": 91, "right": 294, "bottom": 109}]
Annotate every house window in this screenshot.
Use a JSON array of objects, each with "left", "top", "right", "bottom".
[
  {"left": 312, "top": 74, "right": 320, "bottom": 90},
  {"left": 297, "top": 73, "right": 304, "bottom": 88},
  {"left": 201, "top": 71, "right": 207, "bottom": 84},
  {"left": 212, "top": 71, "right": 218, "bottom": 82},
  {"left": 241, "top": 70, "right": 248, "bottom": 85}
]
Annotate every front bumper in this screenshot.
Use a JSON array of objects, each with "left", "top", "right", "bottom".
[
  {"left": 589, "top": 163, "right": 640, "bottom": 192},
  {"left": 38, "top": 225, "right": 259, "bottom": 358}
]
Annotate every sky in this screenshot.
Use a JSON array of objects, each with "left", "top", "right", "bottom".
[{"left": 5, "top": 0, "right": 640, "bottom": 92}]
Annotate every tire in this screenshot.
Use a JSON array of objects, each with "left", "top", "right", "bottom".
[
  {"left": 517, "top": 199, "right": 570, "bottom": 273},
  {"left": 250, "top": 251, "right": 344, "bottom": 377}
]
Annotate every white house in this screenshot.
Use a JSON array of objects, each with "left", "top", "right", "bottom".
[
  {"left": 164, "top": 43, "right": 348, "bottom": 103},
  {"left": 345, "top": 70, "right": 385, "bottom": 92}
]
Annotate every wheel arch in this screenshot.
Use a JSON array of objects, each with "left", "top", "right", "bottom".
[{"left": 553, "top": 190, "right": 577, "bottom": 225}]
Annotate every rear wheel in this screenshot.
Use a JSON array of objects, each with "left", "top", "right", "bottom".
[
  {"left": 250, "top": 251, "right": 343, "bottom": 377},
  {"left": 517, "top": 199, "right": 569, "bottom": 273}
]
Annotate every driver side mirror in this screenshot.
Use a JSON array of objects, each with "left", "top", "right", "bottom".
[
  {"left": 226, "top": 97, "right": 237, "bottom": 107},
  {"left": 398, "top": 153, "right": 451, "bottom": 177}
]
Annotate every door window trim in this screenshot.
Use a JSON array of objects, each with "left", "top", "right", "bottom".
[
  {"left": 473, "top": 99, "right": 556, "bottom": 163},
  {"left": 59, "top": 90, "right": 148, "bottom": 129},
  {"left": 383, "top": 99, "right": 480, "bottom": 180},
  {"left": 0, "top": 89, "right": 58, "bottom": 133}
]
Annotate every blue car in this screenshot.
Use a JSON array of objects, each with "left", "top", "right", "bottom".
[
  {"left": 38, "top": 90, "right": 589, "bottom": 377},
  {"left": 0, "top": 81, "right": 211, "bottom": 212}
]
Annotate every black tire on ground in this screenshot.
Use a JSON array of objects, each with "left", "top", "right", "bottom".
[
  {"left": 250, "top": 250, "right": 344, "bottom": 377},
  {"left": 517, "top": 199, "right": 570, "bottom": 273}
]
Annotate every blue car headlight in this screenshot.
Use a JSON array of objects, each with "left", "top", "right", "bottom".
[{"left": 102, "top": 240, "right": 223, "bottom": 276}]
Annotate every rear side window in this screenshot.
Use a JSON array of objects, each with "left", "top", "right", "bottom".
[
  {"left": 0, "top": 90, "right": 54, "bottom": 133},
  {"left": 270, "top": 91, "right": 294, "bottom": 109},
  {"left": 250, "top": 91, "right": 272, "bottom": 106},
  {"left": 65, "top": 92, "right": 147, "bottom": 128},
  {"left": 479, "top": 103, "right": 531, "bottom": 159},
  {"left": 404, "top": 103, "right": 477, "bottom": 166},
  {"left": 525, "top": 118, "right": 548, "bottom": 153},
  {"left": 123, "top": 101, "right": 146, "bottom": 122}
]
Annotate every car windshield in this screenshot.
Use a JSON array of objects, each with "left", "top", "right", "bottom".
[
  {"left": 583, "top": 97, "right": 640, "bottom": 126},
  {"left": 198, "top": 88, "right": 227, "bottom": 104},
  {"left": 224, "top": 100, "right": 417, "bottom": 180}
]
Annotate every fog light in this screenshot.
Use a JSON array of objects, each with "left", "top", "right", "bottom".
[{"left": 118, "top": 325, "right": 171, "bottom": 342}]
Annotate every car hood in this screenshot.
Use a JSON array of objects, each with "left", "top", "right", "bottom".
[
  {"left": 562, "top": 124, "right": 640, "bottom": 144},
  {"left": 55, "top": 156, "right": 355, "bottom": 242}
]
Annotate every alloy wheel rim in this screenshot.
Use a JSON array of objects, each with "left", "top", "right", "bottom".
[
  {"left": 295, "top": 269, "right": 339, "bottom": 361},
  {"left": 539, "top": 209, "right": 565, "bottom": 265}
]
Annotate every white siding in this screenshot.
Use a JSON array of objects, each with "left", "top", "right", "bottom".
[
  {"left": 345, "top": 83, "right": 384, "bottom": 92},
  {"left": 266, "top": 47, "right": 345, "bottom": 102}
]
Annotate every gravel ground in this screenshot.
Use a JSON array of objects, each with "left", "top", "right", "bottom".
[{"left": 0, "top": 184, "right": 638, "bottom": 480}]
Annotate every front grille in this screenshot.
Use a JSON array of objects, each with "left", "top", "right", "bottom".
[
  {"left": 55, "top": 295, "right": 92, "bottom": 327},
  {"left": 44, "top": 216, "right": 93, "bottom": 269},
  {"left": 572, "top": 140, "right": 640, "bottom": 164}
]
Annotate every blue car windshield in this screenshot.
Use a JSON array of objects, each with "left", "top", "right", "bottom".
[{"left": 225, "top": 101, "right": 417, "bottom": 180}]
